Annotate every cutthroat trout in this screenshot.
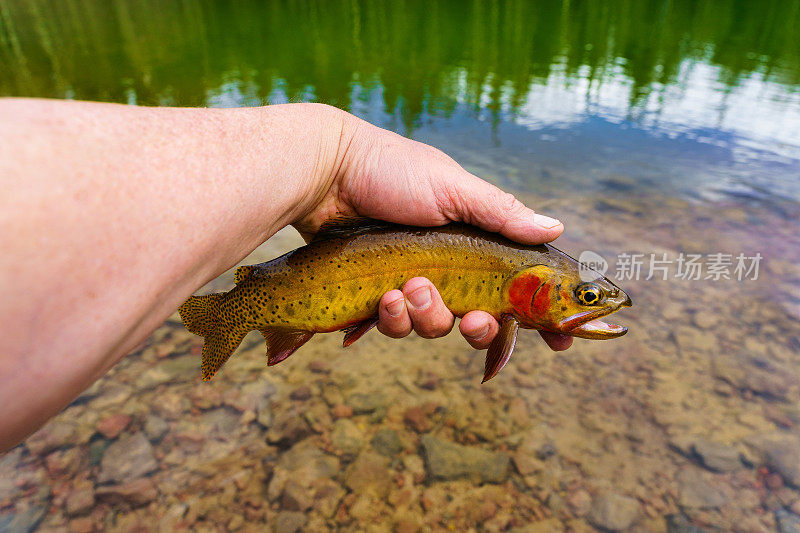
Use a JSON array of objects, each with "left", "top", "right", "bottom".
[{"left": 179, "top": 218, "right": 631, "bottom": 382}]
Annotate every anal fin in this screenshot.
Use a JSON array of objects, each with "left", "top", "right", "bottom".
[
  {"left": 260, "top": 329, "right": 314, "bottom": 366},
  {"left": 482, "top": 315, "right": 519, "bottom": 383},
  {"left": 342, "top": 316, "right": 379, "bottom": 347}
]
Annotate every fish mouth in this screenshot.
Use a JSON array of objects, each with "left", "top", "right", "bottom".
[
  {"left": 567, "top": 318, "right": 628, "bottom": 339},
  {"left": 556, "top": 296, "right": 632, "bottom": 340}
]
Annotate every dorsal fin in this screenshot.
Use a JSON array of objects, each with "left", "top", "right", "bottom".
[
  {"left": 310, "top": 216, "right": 397, "bottom": 243},
  {"left": 234, "top": 265, "right": 256, "bottom": 284}
]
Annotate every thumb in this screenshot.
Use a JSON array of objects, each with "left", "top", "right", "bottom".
[{"left": 436, "top": 173, "right": 563, "bottom": 245}]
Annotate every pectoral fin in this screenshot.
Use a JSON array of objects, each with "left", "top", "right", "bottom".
[
  {"left": 482, "top": 315, "right": 519, "bottom": 383},
  {"left": 342, "top": 316, "right": 379, "bottom": 347},
  {"left": 261, "top": 329, "right": 315, "bottom": 366}
]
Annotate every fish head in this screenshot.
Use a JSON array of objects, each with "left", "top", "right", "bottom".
[{"left": 507, "top": 255, "right": 631, "bottom": 339}]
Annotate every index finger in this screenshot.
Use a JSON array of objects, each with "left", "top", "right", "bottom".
[{"left": 438, "top": 173, "right": 563, "bottom": 245}]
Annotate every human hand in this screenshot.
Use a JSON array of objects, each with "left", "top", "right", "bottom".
[{"left": 291, "top": 107, "right": 573, "bottom": 352}]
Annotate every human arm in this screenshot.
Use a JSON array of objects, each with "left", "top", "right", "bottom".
[{"left": 0, "top": 99, "right": 568, "bottom": 450}]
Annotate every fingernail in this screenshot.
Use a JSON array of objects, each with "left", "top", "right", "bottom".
[
  {"left": 466, "top": 324, "right": 490, "bottom": 341},
  {"left": 533, "top": 213, "right": 562, "bottom": 229},
  {"left": 406, "top": 287, "right": 432, "bottom": 310},
  {"left": 386, "top": 298, "right": 405, "bottom": 317}
]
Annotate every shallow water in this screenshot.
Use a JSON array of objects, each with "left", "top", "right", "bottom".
[{"left": 2, "top": 1, "right": 800, "bottom": 531}]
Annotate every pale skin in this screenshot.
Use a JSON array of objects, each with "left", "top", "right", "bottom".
[{"left": 0, "top": 98, "right": 571, "bottom": 452}]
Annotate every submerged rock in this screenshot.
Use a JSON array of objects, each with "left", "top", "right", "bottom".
[
  {"left": 777, "top": 509, "right": 800, "bottom": 533},
  {"left": 274, "top": 510, "right": 308, "bottom": 533},
  {"left": 371, "top": 428, "right": 404, "bottom": 457},
  {"left": 65, "top": 484, "right": 95, "bottom": 517},
  {"left": 96, "top": 477, "right": 157, "bottom": 507},
  {"left": 25, "top": 420, "right": 78, "bottom": 455},
  {"left": 198, "top": 407, "right": 240, "bottom": 436},
  {"left": 346, "top": 392, "right": 387, "bottom": 415},
  {"left": 587, "top": 492, "right": 640, "bottom": 531},
  {"left": 143, "top": 415, "right": 169, "bottom": 441},
  {"left": 0, "top": 505, "right": 47, "bottom": 532},
  {"left": 761, "top": 438, "right": 800, "bottom": 488},
  {"left": 331, "top": 419, "right": 364, "bottom": 456},
  {"left": 666, "top": 513, "right": 711, "bottom": 532},
  {"left": 266, "top": 439, "right": 339, "bottom": 502},
  {"left": 677, "top": 469, "right": 728, "bottom": 509},
  {"left": 419, "top": 435, "right": 510, "bottom": 483},
  {"left": 344, "top": 451, "right": 392, "bottom": 497},
  {"left": 265, "top": 409, "right": 311, "bottom": 447},
  {"left": 140, "top": 355, "right": 198, "bottom": 388},
  {"left": 95, "top": 413, "right": 131, "bottom": 440},
  {"left": 691, "top": 438, "right": 742, "bottom": 472},
  {"left": 98, "top": 433, "right": 158, "bottom": 483}
]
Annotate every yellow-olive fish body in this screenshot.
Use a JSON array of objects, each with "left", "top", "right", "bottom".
[{"left": 179, "top": 219, "right": 631, "bottom": 382}]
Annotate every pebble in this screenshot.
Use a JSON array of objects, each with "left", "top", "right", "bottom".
[
  {"left": 776, "top": 509, "right": 800, "bottom": 533},
  {"left": 404, "top": 406, "right": 432, "bottom": 433},
  {"left": 68, "top": 516, "right": 95, "bottom": 533},
  {"left": 331, "top": 404, "right": 353, "bottom": 419},
  {"left": 761, "top": 437, "right": 800, "bottom": 488},
  {"left": 587, "top": 492, "right": 640, "bottom": 531},
  {"left": 568, "top": 489, "right": 593, "bottom": 517},
  {"left": 91, "top": 383, "right": 132, "bottom": 410},
  {"left": 140, "top": 355, "right": 197, "bottom": 388},
  {"left": 266, "top": 440, "right": 340, "bottom": 502},
  {"left": 143, "top": 415, "right": 169, "bottom": 441},
  {"left": 402, "top": 454, "right": 426, "bottom": 483},
  {"left": 289, "top": 386, "right": 312, "bottom": 401},
  {"left": 419, "top": 435, "right": 510, "bottom": 483},
  {"left": 691, "top": 438, "right": 742, "bottom": 472},
  {"left": 24, "top": 420, "right": 78, "bottom": 455},
  {"left": 280, "top": 479, "right": 313, "bottom": 511},
  {"left": 65, "top": 485, "right": 95, "bottom": 516},
  {"left": 95, "top": 413, "right": 131, "bottom": 439},
  {"left": 198, "top": 407, "right": 240, "bottom": 435},
  {"left": 96, "top": 477, "right": 158, "bottom": 507},
  {"left": 274, "top": 510, "right": 308, "bottom": 533},
  {"left": 229, "top": 380, "right": 277, "bottom": 412},
  {"left": 331, "top": 419, "right": 364, "bottom": 456},
  {"left": 665, "top": 513, "right": 709, "bottom": 532},
  {"left": 88, "top": 439, "right": 110, "bottom": 467},
  {"left": 344, "top": 451, "right": 392, "bottom": 497},
  {"left": 791, "top": 499, "right": 800, "bottom": 515},
  {"left": 347, "top": 392, "right": 387, "bottom": 415},
  {"left": 45, "top": 447, "right": 81, "bottom": 477},
  {"left": 265, "top": 409, "right": 311, "bottom": 446},
  {"left": 308, "top": 359, "right": 330, "bottom": 373},
  {"left": 371, "top": 428, "right": 404, "bottom": 457},
  {"left": 525, "top": 518, "right": 566, "bottom": 532},
  {"left": 98, "top": 433, "right": 158, "bottom": 483}
]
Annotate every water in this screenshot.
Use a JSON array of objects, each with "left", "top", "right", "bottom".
[{"left": 2, "top": 1, "right": 800, "bottom": 531}]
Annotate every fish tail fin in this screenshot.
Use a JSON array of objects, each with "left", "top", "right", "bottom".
[{"left": 179, "top": 294, "right": 247, "bottom": 381}]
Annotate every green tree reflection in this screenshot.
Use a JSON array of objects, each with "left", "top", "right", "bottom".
[{"left": 1, "top": 0, "right": 798, "bottom": 133}]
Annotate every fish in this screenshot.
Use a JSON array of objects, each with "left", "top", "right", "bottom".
[{"left": 179, "top": 218, "right": 632, "bottom": 383}]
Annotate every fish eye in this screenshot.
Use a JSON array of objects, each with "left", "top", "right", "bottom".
[{"left": 575, "top": 283, "right": 604, "bottom": 306}]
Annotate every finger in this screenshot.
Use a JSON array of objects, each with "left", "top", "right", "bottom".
[
  {"left": 377, "top": 289, "right": 412, "bottom": 338},
  {"left": 459, "top": 311, "right": 500, "bottom": 349},
  {"left": 439, "top": 173, "right": 563, "bottom": 245},
  {"left": 539, "top": 331, "right": 573, "bottom": 351},
  {"left": 402, "top": 277, "right": 455, "bottom": 339}
]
